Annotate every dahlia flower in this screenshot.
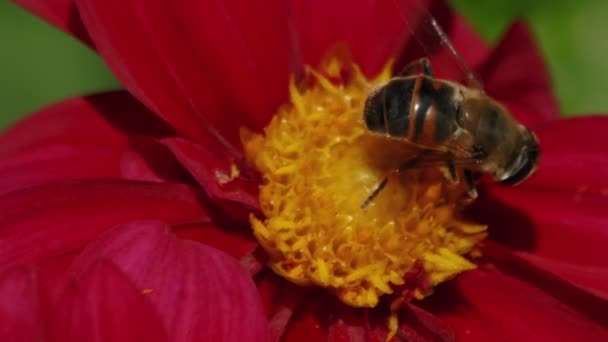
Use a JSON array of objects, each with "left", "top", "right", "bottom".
[{"left": 2, "top": 0, "right": 607, "bottom": 341}]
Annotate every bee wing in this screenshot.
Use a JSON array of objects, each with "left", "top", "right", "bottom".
[
  {"left": 396, "top": 128, "right": 480, "bottom": 170},
  {"left": 391, "top": 0, "right": 483, "bottom": 90}
]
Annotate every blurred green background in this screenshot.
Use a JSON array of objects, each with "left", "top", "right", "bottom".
[{"left": 1, "top": 0, "right": 607, "bottom": 129}]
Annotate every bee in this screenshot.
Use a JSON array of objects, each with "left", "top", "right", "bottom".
[{"left": 361, "top": 57, "right": 539, "bottom": 207}]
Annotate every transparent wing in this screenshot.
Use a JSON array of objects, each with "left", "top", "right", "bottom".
[{"left": 391, "top": 0, "right": 483, "bottom": 90}]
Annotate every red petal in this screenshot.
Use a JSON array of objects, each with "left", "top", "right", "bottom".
[
  {"left": 12, "top": 0, "right": 93, "bottom": 47},
  {"left": 480, "top": 21, "right": 559, "bottom": 127},
  {"left": 0, "top": 143, "right": 122, "bottom": 195},
  {"left": 521, "top": 116, "right": 608, "bottom": 194},
  {"left": 291, "top": 0, "right": 415, "bottom": 77},
  {"left": 0, "top": 91, "right": 174, "bottom": 193},
  {"left": 68, "top": 221, "right": 270, "bottom": 342},
  {"left": 162, "top": 137, "right": 260, "bottom": 215},
  {"left": 76, "top": 0, "right": 300, "bottom": 151},
  {"left": 0, "top": 266, "right": 43, "bottom": 342},
  {"left": 422, "top": 269, "right": 608, "bottom": 341},
  {"left": 0, "top": 180, "right": 208, "bottom": 272},
  {"left": 47, "top": 260, "right": 167, "bottom": 342}
]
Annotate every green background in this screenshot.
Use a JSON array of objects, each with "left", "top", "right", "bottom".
[{"left": 1, "top": 0, "right": 607, "bottom": 129}]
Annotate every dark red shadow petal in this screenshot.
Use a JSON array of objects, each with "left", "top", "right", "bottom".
[
  {"left": 119, "top": 137, "right": 195, "bottom": 184},
  {"left": 396, "top": 0, "right": 489, "bottom": 82},
  {"left": 0, "top": 180, "right": 209, "bottom": 272},
  {"left": 421, "top": 268, "right": 608, "bottom": 341},
  {"left": 0, "top": 266, "right": 44, "bottom": 342},
  {"left": 480, "top": 20, "right": 559, "bottom": 127},
  {"left": 278, "top": 284, "right": 455, "bottom": 342},
  {"left": 68, "top": 221, "right": 270, "bottom": 342},
  {"left": 0, "top": 91, "right": 159, "bottom": 157},
  {"left": 47, "top": 260, "right": 168, "bottom": 342},
  {"left": 173, "top": 222, "right": 257, "bottom": 260},
  {"left": 76, "top": 0, "right": 301, "bottom": 152},
  {"left": 396, "top": 305, "right": 455, "bottom": 342},
  {"left": 11, "top": 0, "right": 93, "bottom": 47},
  {"left": 0, "top": 92, "right": 175, "bottom": 194},
  {"left": 255, "top": 271, "right": 310, "bottom": 341}
]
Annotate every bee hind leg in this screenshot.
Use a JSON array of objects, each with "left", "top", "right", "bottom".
[{"left": 399, "top": 58, "right": 434, "bottom": 77}]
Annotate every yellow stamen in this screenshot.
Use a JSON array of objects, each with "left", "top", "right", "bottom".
[{"left": 242, "top": 59, "right": 486, "bottom": 313}]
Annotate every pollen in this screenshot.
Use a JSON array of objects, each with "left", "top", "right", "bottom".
[{"left": 242, "top": 60, "right": 487, "bottom": 308}]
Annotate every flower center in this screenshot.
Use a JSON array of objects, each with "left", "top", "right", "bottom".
[{"left": 242, "top": 60, "right": 487, "bottom": 308}]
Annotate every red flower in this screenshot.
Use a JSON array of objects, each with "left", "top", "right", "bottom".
[{"left": 3, "top": 0, "right": 608, "bottom": 341}]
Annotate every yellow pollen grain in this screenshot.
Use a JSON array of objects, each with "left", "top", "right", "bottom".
[
  {"left": 242, "top": 60, "right": 487, "bottom": 309},
  {"left": 141, "top": 288, "right": 154, "bottom": 295}
]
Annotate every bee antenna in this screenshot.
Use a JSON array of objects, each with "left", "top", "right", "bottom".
[{"left": 360, "top": 177, "right": 389, "bottom": 209}]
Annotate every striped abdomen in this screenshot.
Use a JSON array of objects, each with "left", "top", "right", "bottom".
[{"left": 364, "top": 76, "right": 459, "bottom": 147}]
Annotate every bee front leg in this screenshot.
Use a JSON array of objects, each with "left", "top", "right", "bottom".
[
  {"left": 360, "top": 153, "right": 426, "bottom": 209},
  {"left": 463, "top": 169, "right": 478, "bottom": 199},
  {"left": 399, "top": 58, "right": 434, "bottom": 77},
  {"left": 441, "top": 155, "right": 458, "bottom": 184}
]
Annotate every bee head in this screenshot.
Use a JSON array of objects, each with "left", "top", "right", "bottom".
[{"left": 499, "top": 126, "right": 540, "bottom": 185}]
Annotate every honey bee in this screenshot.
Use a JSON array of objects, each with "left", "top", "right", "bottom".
[{"left": 360, "top": 10, "right": 539, "bottom": 207}]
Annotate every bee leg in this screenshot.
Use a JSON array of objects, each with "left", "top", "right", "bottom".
[
  {"left": 464, "top": 169, "right": 478, "bottom": 199},
  {"left": 443, "top": 155, "right": 458, "bottom": 183},
  {"left": 360, "top": 153, "right": 425, "bottom": 209},
  {"left": 399, "top": 58, "right": 434, "bottom": 77},
  {"left": 360, "top": 178, "right": 389, "bottom": 209}
]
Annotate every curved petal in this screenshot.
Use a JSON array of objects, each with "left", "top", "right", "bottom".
[
  {"left": 479, "top": 21, "right": 559, "bottom": 127},
  {"left": 396, "top": 305, "right": 455, "bottom": 341},
  {"left": 48, "top": 260, "right": 167, "bottom": 342},
  {"left": 0, "top": 266, "right": 43, "bottom": 342},
  {"left": 162, "top": 137, "right": 260, "bottom": 216},
  {"left": 472, "top": 116, "right": 608, "bottom": 299},
  {"left": 280, "top": 292, "right": 335, "bottom": 342},
  {"left": 291, "top": 0, "right": 414, "bottom": 77},
  {"left": 421, "top": 269, "right": 608, "bottom": 341},
  {"left": 173, "top": 222, "right": 257, "bottom": 260},
  {"left": 474, "top": 185, "right": 608, "bottom": 301},
  {"left": 0, "top": 91, "right": 174, "bottom": 194},
  {"left": 76, "top": 0, "right": 301, "bottom": 152},
  {"left": 11, "top": 0, "right": 93, "bottom": 47},
  {"left": 0, "top": 180, "right": 209, "bottom": 272},
  {"left": 68, "top": 221, "right": 270, "bottom": 342}
]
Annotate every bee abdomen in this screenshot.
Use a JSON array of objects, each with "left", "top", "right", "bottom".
[
  {"left": 364, "top": 78, "right": 415, "bottom": 137},
  {"left": 414, "top": 77, "right": 458, "bottom": 145}
]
